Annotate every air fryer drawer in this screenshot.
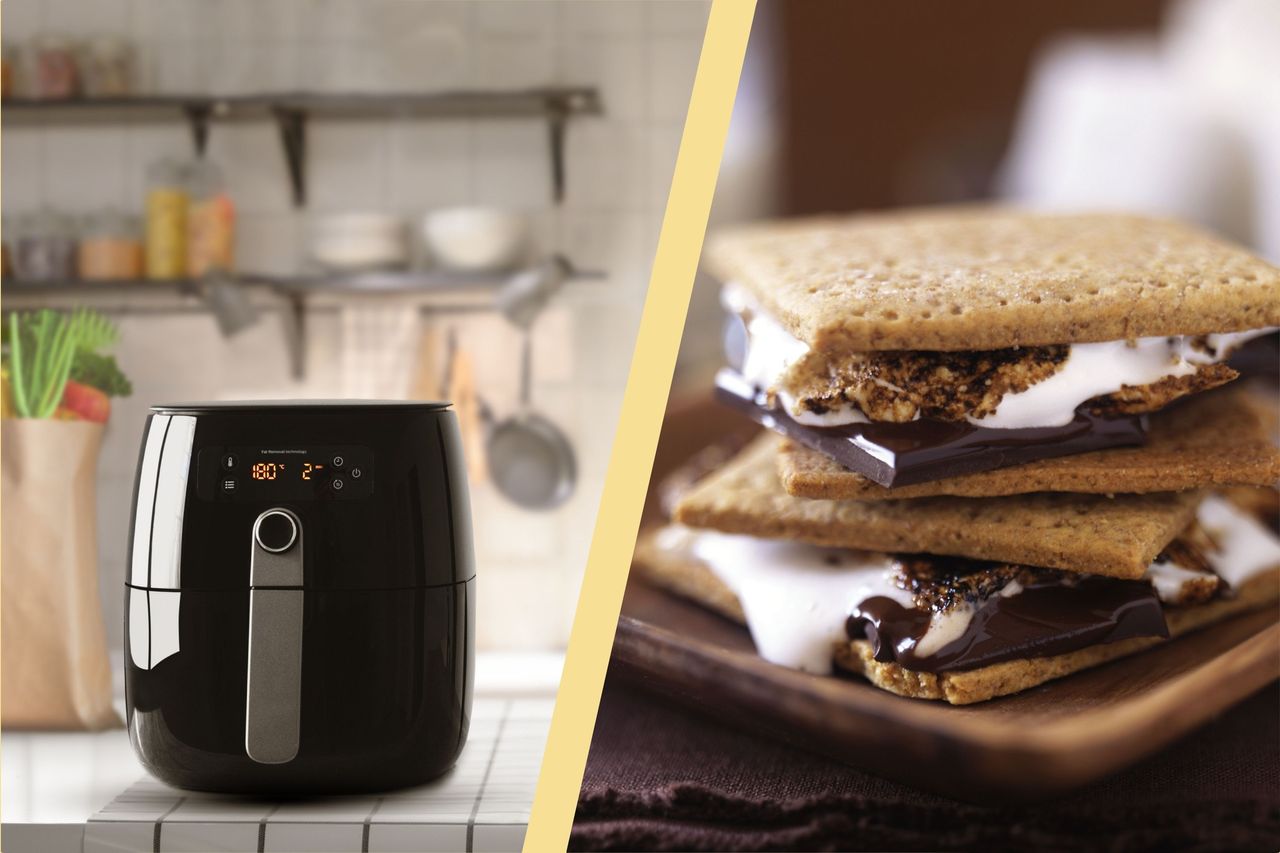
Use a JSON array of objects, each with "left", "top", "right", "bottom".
[{"left": 125, "top": 579, "right": 474, "bottom": 794}]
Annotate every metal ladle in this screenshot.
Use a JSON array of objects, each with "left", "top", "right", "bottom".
[{"left": 483, "top": 256, "right": 578, "bottom": 510}]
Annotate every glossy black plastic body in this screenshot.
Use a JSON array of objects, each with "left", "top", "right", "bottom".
[{"left": 125, "top": 402, "right": 475, "bottom": 794}]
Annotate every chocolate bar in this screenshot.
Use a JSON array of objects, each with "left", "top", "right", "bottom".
[
  {"left": 849, "top": 568, "right": 1167, "bottom": 673},
  {"left": 714, "top": 369, "right": 1148, "bottom": 488}
]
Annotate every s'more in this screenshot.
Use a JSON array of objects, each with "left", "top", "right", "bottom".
[
  {"left": 637, "top": 207, "right": 1280, "bottom": 704},
  {"left": 706, "top": 208, "right": 1280, "bottom": 488},
  {"left": 637, "top": 435, "right": 1280, "bottom": 704}
]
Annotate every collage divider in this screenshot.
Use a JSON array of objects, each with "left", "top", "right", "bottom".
[{"left": 522, "top": 2, "right": 758, "bottom": 850}]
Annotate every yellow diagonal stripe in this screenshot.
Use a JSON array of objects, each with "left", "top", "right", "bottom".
[{"left": 523, "top": 1, "right": 757, "bottom": 849}]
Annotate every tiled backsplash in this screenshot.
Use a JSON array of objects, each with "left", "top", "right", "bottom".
[{"left": 2, "top": 0, "right": 708, "bottom": 650}]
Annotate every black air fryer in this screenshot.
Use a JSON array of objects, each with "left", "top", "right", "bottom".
[{"left": 124, "top": 401, "right": 474, "bottom": 794}]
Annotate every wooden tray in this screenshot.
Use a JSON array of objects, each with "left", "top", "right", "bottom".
[{"left": 610, "top": 393, "right": 1280, "bottom": 802}]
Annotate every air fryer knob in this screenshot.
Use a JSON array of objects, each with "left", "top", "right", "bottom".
[{"left": 254, "top": 510, "right": 298, "bottom": 553}]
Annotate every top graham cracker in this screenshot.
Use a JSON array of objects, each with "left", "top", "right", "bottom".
[{"left": 705, "top": 207, "right": 1280, "bottom": 353}]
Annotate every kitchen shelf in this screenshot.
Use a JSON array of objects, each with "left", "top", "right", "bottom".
[
  {"left": 1, "top": 269, "right": 604, "bottom": 300},
  {"left": 1, "top": 266, "right": 605, "bottom": 379},
  {"left": 3, "top": 87, "right": 603, "bottom": 204}
]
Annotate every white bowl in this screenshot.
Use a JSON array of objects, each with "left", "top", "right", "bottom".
[
  {"left": 308, "top": 213, "right": 409, "bottom": 271},
  {"left": 420, "top": 207, "right": 529, "bottom": 272}
]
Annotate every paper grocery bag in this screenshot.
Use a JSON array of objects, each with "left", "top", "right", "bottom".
[{"left": 2, "top": 419, "right": 120, "bottom": 729}]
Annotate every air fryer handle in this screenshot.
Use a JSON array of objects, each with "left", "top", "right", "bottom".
[{"left": 245, "top": 509, "right": 304, "bottom": 765}]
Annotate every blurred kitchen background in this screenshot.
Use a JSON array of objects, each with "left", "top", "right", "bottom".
[
  {"left": 1, "top": 0, "right": 708, "bottom": 654},
  {"left": 679, "top": 0, "right": 1280, "bottom": 386}
]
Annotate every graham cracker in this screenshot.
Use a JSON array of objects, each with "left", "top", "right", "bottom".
[
  {"left": 631, "top": 530, "right": 1280, "bottom": 705},
  {"left": 673, "top": 434, "right": 1201, "bottom": 579},
  {"left": 706, "top": 207, "right": 1280, "bottom": 353},
  {"left": 778, "top": 389, "right": 1280, "bottom": 500}
]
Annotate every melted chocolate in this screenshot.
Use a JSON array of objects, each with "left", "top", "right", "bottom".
[
  {"left": 715, "top": 369, "right": 1148, "bottom": 487},
  {"left": 847, "top": 573, "right": 1169, "bottom": 673},
  {"left": 1226, "top": 331, "right": 1279, "bottom": 381}
]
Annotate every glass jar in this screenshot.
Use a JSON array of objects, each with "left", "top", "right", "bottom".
[
  {"left": 185, "top": 157, "right": 236, "bottom": 277},
  {"left": 14, "top": 210, "right": 77, "bottom": 281},
  {"left": 2, "top": 216, "right": 13, "bottom": 279},
  {"left": 30, "top": 34, "right": 80, "bottom": 100},
  {"left": 79, "top": 36, "right": 134, "bottom": 98},
  {"left": 2, "top": 42, "right": 16, "bottom": 100},
  {"left": 145, "top": 158, "right": 189, "bottom": 279},
  {"left": 78, "top": 209, "right": 143, "bottom": 280}
]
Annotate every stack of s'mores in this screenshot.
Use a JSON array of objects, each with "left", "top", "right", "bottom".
[{"left": 638, "top": 208, "right": 1280, "bottom": 704}]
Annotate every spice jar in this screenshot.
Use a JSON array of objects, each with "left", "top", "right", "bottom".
[
  {"left": 145, "top": 158, "right": 189, "bottom": 279},
  {"left": 78, "top": 210, "right": 143, "bottom": 280},
  {"left": 79, "top": 36, "right": 134, "bottom": 98},
  {"left": 185, "top": 158, "right": 236, "bottom": 277},
  {"left": 30, "top": 34, "right": 80, "bottom": 100},
  {"left": 14, "top": 210, "right": 77, "bottom": 281}
]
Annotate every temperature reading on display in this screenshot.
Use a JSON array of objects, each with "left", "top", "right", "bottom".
[
  {"left": 301, "top": 462, "right": 326, "bottom": 480},
  {"left": 251, "top": 462, "right": 284, "bottom": 481}
]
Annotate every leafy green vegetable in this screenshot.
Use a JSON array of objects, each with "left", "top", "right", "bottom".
[
  {"left": 70, "top": 351, "right": 133, "bottom": 398},
  {"left": 5, "top": 309, "right": 122, "bottom": 418}
]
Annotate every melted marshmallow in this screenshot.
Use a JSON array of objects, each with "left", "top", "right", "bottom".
[
  {"left": 1144, "top": 560, "right": 1216, "bottom": 603},
  {"left": 1184, "top": 329, "right": 1276, "bottom": 365},
  {"left": 974, "top": 331, "right": 1275, "bottom": 428},
  {"left": 972, "top": 337, "right": 1195, "bottom": 428},
  {"left": 656, "top": 525, "right": 909, "bottom": 674},
  {"left": 723, "top": 282, "right": 1275, "bottom": 429},
  {"left": 1143, "top": 496, "right": 1280, "bottom": 601},
  {"left": 723, "top": 284, "right": 809, "bottom": 394},
  {"left": 1195, "top": 495, "right": 1280, "bottom": 588},
  {"left": 912, "top": 605, "right": 974, "bottom": 657}
]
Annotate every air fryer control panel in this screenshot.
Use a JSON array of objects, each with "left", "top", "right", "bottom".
[{"left": 196, "top": 445, "right": 374, "bottom": 501}]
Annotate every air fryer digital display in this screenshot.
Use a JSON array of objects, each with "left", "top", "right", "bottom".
[{"left": 197, "top": 445, "right": 374, "bottom": 500}]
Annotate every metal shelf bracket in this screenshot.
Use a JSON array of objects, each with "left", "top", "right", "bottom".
[
  {"left": 272, "top": 107, "right": 309, "bottom": 207},
  {"left": 183, "top": 103, "right": 213, "bottom": 155},
  {"left": 548, "top": 99, "right": 569, "bottom": 204},
  {"left": 278, "top": 291, "right": 308, "bottom": 380}
]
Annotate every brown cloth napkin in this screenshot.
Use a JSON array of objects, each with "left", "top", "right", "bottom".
[{"left": 573, "top": 673, "right": 1280, "bottom": 852}]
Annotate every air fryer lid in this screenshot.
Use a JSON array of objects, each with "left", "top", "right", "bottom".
[
  {"left": 130, "top": 402, "right": 474, "bottom": 593},
  {"left": 151, "top": 399, "right": 451, "bottom": 414}
]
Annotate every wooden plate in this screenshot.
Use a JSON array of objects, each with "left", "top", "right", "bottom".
[{"left": 610, "top": 393, "right": 1280, "bottom": 802}]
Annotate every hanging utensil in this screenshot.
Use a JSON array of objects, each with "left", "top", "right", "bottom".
[
  {"left": 496, "top": 254, "right": 572, "bottom": 330},
  {"left": 484, "top": 329, "right": 575, "bottom": 510},
  {"left": 203, "top": 271, "right": 260, "bottom": 337}
]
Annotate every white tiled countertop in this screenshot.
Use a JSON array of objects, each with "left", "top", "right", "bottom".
[{"left": 1, "top": 652, "right": 562, "bottom": 853}]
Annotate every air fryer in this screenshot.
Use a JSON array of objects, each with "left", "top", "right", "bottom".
[{"left": 124, "top": 401, "right": 474, "bottom": 794}]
